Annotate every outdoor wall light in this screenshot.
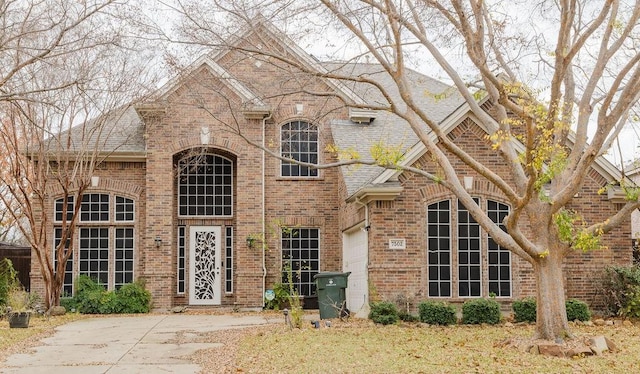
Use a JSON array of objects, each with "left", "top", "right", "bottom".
[
  {"left": 246, "top": 236, "right": 255, "bottom": 248},
  {"left": 154, "top": 236, "right": 162, "bottom": 248}
]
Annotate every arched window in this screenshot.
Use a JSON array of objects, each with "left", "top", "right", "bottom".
[
  {"left": 178, "top": 154, "right": 233, "bottom": 216},
  {"left": 280, "top": 120, "right": 318, "bottom": 177}
]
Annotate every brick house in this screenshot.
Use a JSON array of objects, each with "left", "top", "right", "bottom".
[{"left": 30, "top": 20, "right": 632, "bottom": 314}]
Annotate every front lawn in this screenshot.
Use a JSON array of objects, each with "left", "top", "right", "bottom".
[{"left": 232, "top": 319, "right": 640, "bottom": 373}]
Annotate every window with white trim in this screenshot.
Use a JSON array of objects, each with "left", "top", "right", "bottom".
[
  {"left": 280, "top": 120, "right": 318, "bottom": 177},
  {"left": 282, "top": 228, "right": 320, "bottom": 296},
  {"left": 177, "top": 226, "right": 186, "bottom": 294},
  {"left": 458, "top": 199, "right": 481, "bottom": 297},
  {"left": 487, "top": 200, "right": 511, "bottom": 297},
  {"left": 427, "top": 200, "right": 452, "bottom": 297},
  {"left": 54, "top": 194, "right": 135, "bottom": 291},
  {"left": 54, "top": 228, "right": 73, "bottom": 296},
  {"left": 80, "top": 193, "right": 109, "bottom": 222},
  {"left": 427, "top": 198, "right": 512, "bottom": 298},
  {"left": 225, "top": 226, "right": 233, "bottom": 293},
  {"left": 178, "top": 154, "right": 233, "bottom": 216}
]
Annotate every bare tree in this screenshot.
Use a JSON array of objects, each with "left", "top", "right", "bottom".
[
  {"left": 0, "top": 0, "right": 156, "bottom": 309},
  {"left": 149, "top": 0, "right": 640, "bottom": 340}
]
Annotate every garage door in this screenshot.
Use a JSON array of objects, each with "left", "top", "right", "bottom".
[{"left": 343, "top": 224, "right": 369, "bottom": 318}]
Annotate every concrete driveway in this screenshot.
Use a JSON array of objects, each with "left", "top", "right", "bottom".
[{"left": 1, "top": 314, "right": 277, "bottom": 374}]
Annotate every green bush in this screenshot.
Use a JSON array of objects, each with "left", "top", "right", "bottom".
[
  {"left": 264, "top": 283, "right": 290, "bottom": 310},
  {"left": 512, "top": 298, "right": 537, "bottom": 323},
  {"left": 511, "top": 298, "right": 592, "bottom": 322},
  {"left": 565, "top": 299, "right": 591, "bottom": 321},
  {"left": 398, "top": 310, "right": 419, "bottom": 322},
  {"left": 369, "top": 301, "right": 399, "bottom": 325},
  {"left": 418, "top": 301, "right": 457, "bottom": 325},
  {"left": 115, "top": 281, "right": 152, "bottom": 313},
  {"left": 623, "top": 287, "right": 640, "bottom": 318},
  {"left": 599, "top": 265, "right": 640, "bottom": 317},
  {"left": 1, "top": 259, "right": 20, "bottom": 312},
  {"left": 462, "top": 298, "right": 501, "bottom": 325},
  {"left": 70, "top": 275, "right": 151, "bottom": 314}
]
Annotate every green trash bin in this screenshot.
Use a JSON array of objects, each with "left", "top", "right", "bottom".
[{"left": 314, "top": 272, "right": 351, "bottom": 319}]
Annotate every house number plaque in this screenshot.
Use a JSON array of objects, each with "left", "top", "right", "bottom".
[{"left": 389, "top": 239, "right": 406, "bottom": 250}]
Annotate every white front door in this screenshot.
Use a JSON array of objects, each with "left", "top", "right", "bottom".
[{"left": 189, "top": 226, "right": 222, "bottom": 305}]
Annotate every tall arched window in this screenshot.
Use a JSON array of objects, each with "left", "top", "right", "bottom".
[
  {"left": 281, "top": 120, "right": 318, "bottom": 177},
  {"left": 178, "top": 154, "right": 233, "bottom": 217}
]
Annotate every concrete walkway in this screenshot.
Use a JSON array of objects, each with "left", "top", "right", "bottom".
[{"left": 1, "top": 314, "right": 277, "bottom": 374}]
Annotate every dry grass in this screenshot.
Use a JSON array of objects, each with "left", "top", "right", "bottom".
[
  {"left": 230, "top": 319, "right": 640, "bottom": 373},
  {"left": 0, "top": 313, "right": 86, "bottom": 363}
]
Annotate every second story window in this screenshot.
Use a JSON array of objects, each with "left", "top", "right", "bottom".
[
  {"left": 178, "top": 154, "right": 233, "bottom": 217},
  {"left": 281, "top": 120, "right": 318, "bottom": 177}
]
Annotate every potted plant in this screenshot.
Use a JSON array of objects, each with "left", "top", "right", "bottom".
[{"left": 7, "top": 287, "right": 32, "bottom": 328}]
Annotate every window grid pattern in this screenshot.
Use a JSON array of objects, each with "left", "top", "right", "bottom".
[
  {"left": 177, "top": 226, "right": 186, "bottom": 294},
  {"left": 115, "top": 196, "right": 134, "bottom": 222},
  {"left": 178, "top": 155, "right": 233, "bottom": 216},
  {"left": 458, "top": 199, "right": 481, "bottom": 297},
  {"left": 282, "top": 228, "right": 320, "bottom": 296},
  {"left": 79, "top": 227, "right": 109, "bottom": 287},
  {"left": 281, "top": 121, "right": 319, "bottom": 177},
  {"left": 54, "top": 228, "right": 73, "bottom": 296},
  {"left": 487, "top": 200, "right": 512, "bottom": 297},
  {"left": 225, "top": 226, "right": 233, "bottom": 293},
  {"left": 114, "top": 228, "right": 134, "bottom": 289},
  {"left": 80, "top": 194, "right": 110, "bottom": 222},
  {"left": 54, "top": 196, "right": 74, "bottom": 222},
  {"left": 427, "top": 200, "right": 452, "bottom": 297}
]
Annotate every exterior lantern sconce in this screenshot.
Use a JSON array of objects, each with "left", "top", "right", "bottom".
[
  {"left": 154, "top": 236, "right": 162, "bottom": 248},
  {"left": 246, "top": 236, "right": 255, "bottom": 248}
]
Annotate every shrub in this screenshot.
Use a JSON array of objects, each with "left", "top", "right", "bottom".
[
  {"left": 115, "top": 281, "right": 152, "bottom": 313},
  {"left": 462, "top": 298, "right": 501, "bottom": 325},
  {"left": 599, "top": 265, "right": 640, "bottom": 316},
  {"left": 398, "top": 310, "right": 419, "bottom": 322},
  {"left": 369, "top": 301, "right": 399, "bottom": 325},
  {"left": 512, "top": 298, "right": 537, "bottom": 323},
  {"left": 623, "top": 287, "right": 640, "bottom": 318},
  {"left": 511, "top": 298, "right": 592, "bottom": 322},
  {"left": 264, "top": 283, "right": 290, "bottom": 310},
  {"left": 418, "top": 301, "right": 457, "bottom": 325},
  {"left": 71, "top": 275, "right": 151, "bottom": 314},
  {"left": 1, "top": 259, "right": 20, "bottom": 313},
  {"left": 566, "top": 299, "right": 591, "bottom": 321}
]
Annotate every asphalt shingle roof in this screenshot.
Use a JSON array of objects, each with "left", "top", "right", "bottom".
[
  {"left": 45, "top": 106, "right": 145, "bottom": 154},
  {"left": 324, "top": 63, "right": 465, "bottom": 197}
]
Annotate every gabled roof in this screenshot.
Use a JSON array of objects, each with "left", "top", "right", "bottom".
[
  {"left": 327, "top": 63, "right": 465, "bottom": 197},
  {"left": 140, "top": 55, "right": 267, "bottom": 109},
  {"left": 328, "top": 64, "right": 629, "bottom": 201}
]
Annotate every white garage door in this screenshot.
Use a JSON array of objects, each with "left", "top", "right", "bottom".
[{"left": 343, "top": 224, "right": 369, "bottom": 318}]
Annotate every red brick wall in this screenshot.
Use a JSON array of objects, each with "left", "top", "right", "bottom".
[{"left": 344, "top": 118, "right": 632, "bottom": 311}]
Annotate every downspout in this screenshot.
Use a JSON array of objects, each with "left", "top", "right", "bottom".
[
  {"left": 354, "top": 196, "right": 370, "bottom": 231},
  {"left": 261, "top": 112, "right": 272, "bottom": 307}
]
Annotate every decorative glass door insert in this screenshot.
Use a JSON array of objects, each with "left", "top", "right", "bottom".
[{"left": 189, "top": 226, "right": 221, "bottom": 305}]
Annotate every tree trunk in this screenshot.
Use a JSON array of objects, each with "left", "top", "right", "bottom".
[{"left": 534, "top": 255, "right": 571, "bottom": 340}]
